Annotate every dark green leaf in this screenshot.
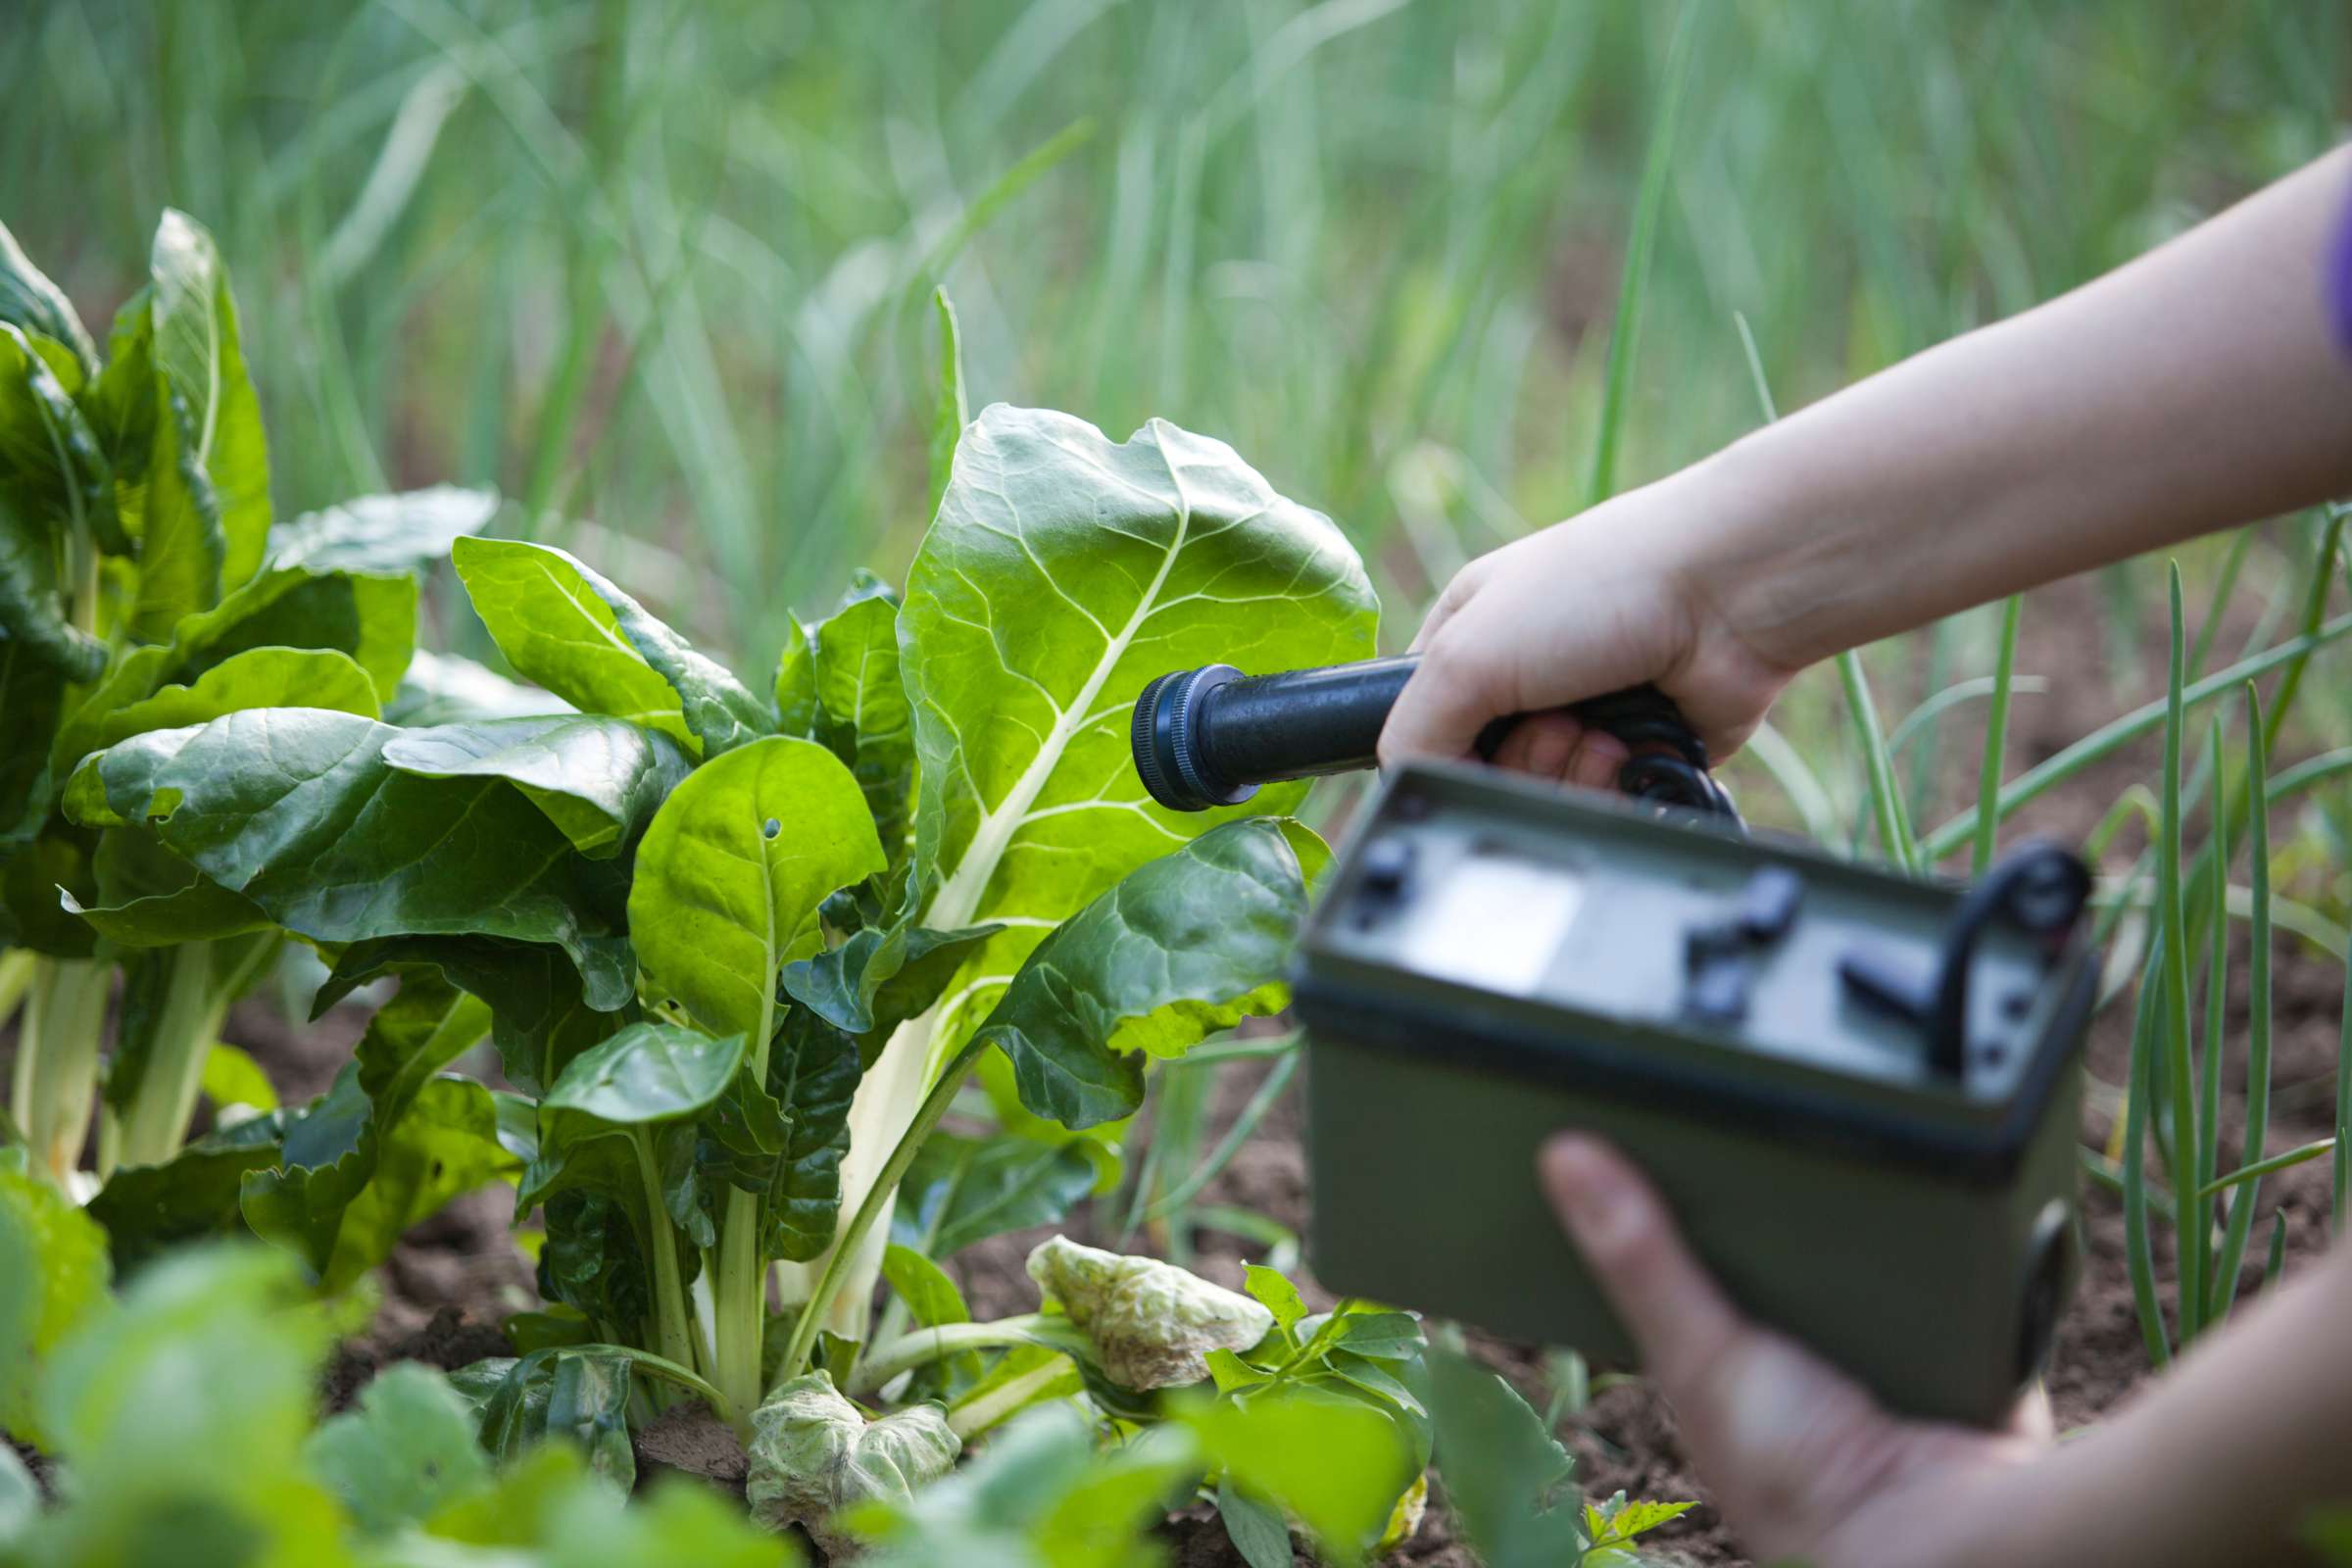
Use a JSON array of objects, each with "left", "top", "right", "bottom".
[
  {"left": 126, "top": 383, "right": 226, "bottom": 639},
  {"left": 305, "top": 1362, "right": 491, "bottom": 1535},
  {"left": 159, "top": 563, "right": 417, "bottom": 702},
  {"left": 318, "top": 934, "right": 632, "bottom": 1096},
  {"left": 977, "top": 818, "right": 1319, "bottom": 1129},
  {"left": 268, "top": 486, "right": 497, "bottom": 577},
  {"left": 779, "top": 594, "right": 914, "bottom": 862},
  {"left": 80, "top": 290, "right": 156, "bottom": 540},
  {"left": 1216, "top": 1476, "right": 1297, "bottom": 1568},
  {"left": 0, "top": 219, "right": 96, "bottom": 376},
  {"left": 383, "top": 714, "right": 688, "bottom": 858},
  {"left": 895, "top": 1130, "right": 1097, "bottom": 1259},
  {"left": 85, "top": 1113, "right": 286, "bottom": 1273},
  {"left": 454, "top": 536, "right": 771, "bottom": 760},
  {"left": 52, "top": 645, "right": 379, "bottom": 779},
  {"left": 0, "top": 322, "right": 115, "bottom": 550},
  {"left": 0, "top": 639, "right": 70, "bottom": 858},
  {"left": 474, "top": 1346, "right": 638, "bottom": 1491},
  {"left": 0, "top": 487, "right": 105, "bottom": 683},
  {"left": 147, "top": 209, "right": 270, "bottom": 595},
  {"left": 67, "top": 708, "right": 631, "bottom": 998},
  {"left": 1423, "top": 1345, "right": 1584, "bottom": 1568},
  {"left": 781, "top": 919, "right": 1000, "bottom": 1038}
]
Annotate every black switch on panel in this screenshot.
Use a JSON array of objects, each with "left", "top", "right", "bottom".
[
  {"left": 1359, "top": 836, "right": 1415, "bottom": 896},
  {"left": 1738, "top": 865, "right": 1804, "bottom": 942}
]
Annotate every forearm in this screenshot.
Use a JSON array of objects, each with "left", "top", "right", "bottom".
[
  {"left": 1683, "top": 146, "right": 2352, "bottom": 671},
  {"left": 1978, "top": 1241, "right": 2352, "bottom": 1565}
]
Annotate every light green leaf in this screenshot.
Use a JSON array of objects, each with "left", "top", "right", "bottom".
[
  {"left": 1244, "top": 1265, "right": 1306, "bottom": 1338},
  {"left": 900, "top": 406, "right": 1375, "bottom": 1055},
  {"left": 747, "top": 1371, "right": 960, "bottom": 1559},
  {"left": 386, "top": 648, "right": 574, "bottom": 726},
  {"left": 268, "top": 485, "right": 498, "bottom": 576},
  {"left": 627, "top": 735, "right": 885, "bottom": 1043},
  {"left": 160, "top": 563, "right": 418, "bottom": 702},
  {"left": 0, "top": 218, "right": 96, "bottom": 376},
  {"left": 201, "top": 1041, "right": 278, "bottom": 1119},
  {"left": 781, "top": 919, "right": 999, "bottom": 1038},
  {"left": 782, "top": 593, "right": 914, "bottom": 863},
  {"left": 80, "top": 289, "right": 156, "bottom": 544},
  {"left": 1190, "top": 1382, "right": 1420, "bottom": 1562},
  {"left": 66, "top": 708, "right": 631, "bottom": 997},
  {"left": 0, "top": 1152, "right": 114, "bottom": 1448},
  {"left": 147, "top": 209, "right": 270, "bottom": 594},
  {"left": 881, "top": 1245, "right": 969, "bottom": 1329},
  {"left": 472, "top": 1346, "right": 639, "bottom": 1491},
  {"left": 53, "top": 645, "right": 379, "bottom": 773},
  {"left": 384, "top": 714, "right": 688, "bottom": 858},
  {"left": 454, "top": 535, "right": 771, "bottom": 759},
  {"left": 1027, "top": 1235, "right": 1274, "bottom": 1391},
  {"left": 975, "top": 817, "right": 1318, "bottom": 1128},
  {"left": 305, "top": 1362, "right": 491, "bottom": 1535},
  {"left": 927, "top": 289, "right": 968, "bottom": 520},
  {"left": 542, "top": 1021, "right": 747, "bottom": 1126}
]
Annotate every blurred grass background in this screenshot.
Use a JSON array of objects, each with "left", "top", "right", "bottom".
[{"left": 6, "top": 0, "right": 2350, "bottom": 854}]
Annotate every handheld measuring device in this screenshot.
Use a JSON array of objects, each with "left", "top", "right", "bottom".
[{"left": 1132, "top": 656, "right": 2095, "bottom": 1426}]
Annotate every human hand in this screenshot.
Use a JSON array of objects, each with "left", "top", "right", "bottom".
[
  {"left": 1539, "top": 1135, "right": 2050, "bottom": 1568},
  {"left": 1376, "top": 465, "right": 1796, "bottom": 786}
]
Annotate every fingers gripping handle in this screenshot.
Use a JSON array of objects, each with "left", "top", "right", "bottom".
[{"left": 1130, "top": 654, "right": 1740, "bottom": 822}]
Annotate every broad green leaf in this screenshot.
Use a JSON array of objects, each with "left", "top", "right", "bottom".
[
  {"left": 881, "top": 1245, "right": 969, "bottom": 1329},
  {"left": 454, "top": 535, "right": 771, "bottom": 759},
  {"left": 386, "top": 648, "right": 574, "bottom": 726},
  {"left": 384, "top": 714, "right": 688, "bottom": 858},
  {"left": 0, "top": 322, "right": 115, "bottom": 548},
  {"left": 201, "top": 1040, "right": 278, "bottom": 1119},
  {"left": 976, "top": 817, "right": 1320, "bottom": 1128},
  {"left": 125, "top": 378, "right": 226, "bottom": 639},
  {"left": 0, "top": 638, "right": 70, "bottom": 854},
  {"left": 542, "top": 1022, "right": 746, "bottom": 1125},
  {"left": 0, "top": 830, "right": 96, "bottom": 955},
  {"left": 778, "top": 594, "right": 915, "bottom": 863},
  {"left": 67, "top": 708, "right": 632, "bottom": 998},
  {"left": 147, "top": 209, "right": 270, "bottom": 594},
  {"left": 80, "top": 290, "right": 156, "bottom": 543},
  {"left": 241, "top": 970, "right": 505, "bottom": 1290},
  {"left": 35, "top": 1247, "right": 344, "bottom": 1563},
  {"left": 1217, "top": 1476, "right": 1297, "bottom": 1568},
  {"left": 1027, "top": 1236, "right": 1274, "bottom": 1391},
  {"left": 531, "top": 1186, "right": 656, "bottom": 1335},
  {"left": 899, "top": 406, "right": 1376, "bottom": 1055},
  {"left": 0, "top": 488, "right": 105, "bottom": 682},
  {"left": 747, "top": 1371, "right": 959, "bottom": 1559},
  {"left": 0, "top": 1152, "right": 113, "bottom": 1448},
  {"left": 927, "top": 288, "right": 968, "bottom": 520},
  {"left": 268, "top": 485, "right": 498, "bottom": 576},
  {"left": 1244, "top": 1265, "right": 1306, "bottom": 1338},
  {"left": 781, "top": 919, "right": 999, "bottom": 1040},
  {"left": 52, "top": 645, "right": 380, "bottom": 774},
  {"left": 161, "top": 563, "right": 418, "bottom": 701},
  {"left": 628, "top": 735, "right": 885, "bottom": 1044},
  {"left": 1423, "top": 1345, "right": 1585, "bottom": 1568},
  {"left": 472, "top": 1346, "right": 639, "bottom": 1491},
  {"left": 893, "top": 1130, "right": 1097, "bottom": 1259},
  {"left": 1190, "top": 1382, "right": 1419, "bottom": 1563},
  {"left": 83, "top": 1112, "right": 287, "bottom": 1273},
  {"left": 318, "top": 933, "right": 629, "bottom": 1096},
  {"left": 0, "top": 219, "right": 96, "bottom": 376},
  {"left": 762, "top": 1006, "right": 862, "bottom": 1261},
  {"left": 305, "top": 1362, "right": 491, "bottom": 1535}
]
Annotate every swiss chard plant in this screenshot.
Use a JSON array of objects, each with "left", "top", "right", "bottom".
[
  {"left": 0, "top": 210, "right": 516, "bottom": 1278},
  {"left": 56, "top": 342, "right": 1450, "bottom": 1550}
]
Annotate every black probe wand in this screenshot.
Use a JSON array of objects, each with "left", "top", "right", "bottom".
[{"left": 1130, "top": 655, "right": 1739, "bottom": 822}]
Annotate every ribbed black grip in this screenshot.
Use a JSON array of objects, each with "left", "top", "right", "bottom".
[{"left": 1131, "top": 655, "right": 1740, "bottom": 822}]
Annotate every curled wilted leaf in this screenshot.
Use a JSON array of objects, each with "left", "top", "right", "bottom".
[
  {"left": 1026, "top": 1235, "right": 1274, "bottom": 1391},
  {"left": 746, "top": 1371, "right": 959, "bottom": 1557}
]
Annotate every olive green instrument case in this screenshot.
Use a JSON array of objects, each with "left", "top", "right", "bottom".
[{"left": 1294, "top": 761, "right": 2095, "bottom": 1427}]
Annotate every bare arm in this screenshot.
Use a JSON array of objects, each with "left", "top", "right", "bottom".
[{"left": 1383, "top": 147, "right": 2352, "bottom": 773}]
